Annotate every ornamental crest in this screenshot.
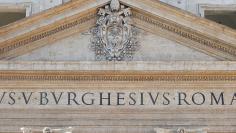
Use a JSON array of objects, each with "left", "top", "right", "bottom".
[{"left": 91, "top": 0, "right": 139, "bottom": 61}]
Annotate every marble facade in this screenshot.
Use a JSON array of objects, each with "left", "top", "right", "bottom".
[{"left": 0, "top": 0, "right": 235, "bottom": 133}]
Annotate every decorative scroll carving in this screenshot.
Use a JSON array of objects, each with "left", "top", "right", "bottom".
[
  {"left": 21, "top": 127, "right": 73, "bottom": 133},
  {"left": 91, "top": 0, "right": 139, "bottom": 61},
  {"left": 155, "top": 128, "right": 207, "bottom": 133}
]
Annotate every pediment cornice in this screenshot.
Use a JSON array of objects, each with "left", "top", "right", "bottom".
[{"left": 0, "top": 0, "right": 236, "bottom": 60}]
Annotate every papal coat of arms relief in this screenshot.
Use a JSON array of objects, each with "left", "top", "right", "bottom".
[{"left": 91, "top": 0, "right": 139, "bottom": 61}]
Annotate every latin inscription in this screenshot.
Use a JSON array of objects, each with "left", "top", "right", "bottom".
[{"left": 0, "top": 90, "right": 235, "bottom": 106}]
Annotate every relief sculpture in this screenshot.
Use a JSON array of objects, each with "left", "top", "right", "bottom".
[{"left": 91, "top": 0, "right": 139, "bottom": 61}]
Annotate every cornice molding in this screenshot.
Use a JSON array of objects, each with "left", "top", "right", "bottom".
[
  {"left": 0, "top": 0, "right": 109, "bottom": 35},
  {"left": 132, "top": 10, "right": 236, "bottom": 60},
  {"left": 0, "top": 10, "right": 97, "bottom": 60},
  {"left": 0, "top": 71, "right": 235, "bottom": 82},
  {"left": 0, "top": 61, "right": 235, "bottom": 71},
  {"left": 121, "top": 0, "right": 236, "bottom": 41}
]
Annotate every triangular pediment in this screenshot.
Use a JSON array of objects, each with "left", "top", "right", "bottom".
[
  {"left": 12, "top": 29, "right": 217, "bottom": 61},
  {"left": 0, "top": 0, "right": 236, "bottom": 61}
]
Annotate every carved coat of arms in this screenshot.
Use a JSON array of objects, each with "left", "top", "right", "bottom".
[{"left": 91, "top": 0, "right": 139, "bottom": 61}]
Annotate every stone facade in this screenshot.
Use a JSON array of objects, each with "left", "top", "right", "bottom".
[
  {"left": 1, "top": 0, "right": 236, "bottom": 16},
  {"left": 0, "top": 0, "right": 70, "bottom": 15},
  {"left": 0, "top": 0, "right": 236, "bottom": 133},
  {"left": 160, "top": 0, "right": 236, "bottom": 15},
  {"left": 12, "top": 29, "right": 217, "bottom": 61}
]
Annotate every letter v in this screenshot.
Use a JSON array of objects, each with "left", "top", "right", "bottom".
[
  {"left": 0, "top": 92, "right": 6, "bottom": 104},
  {"left": 22, "top": 92, "right": 33, "bottom": 104},
  {"left": 148, "top": 92, "right": 159, "bottom": 105},
  {"left": 52, "top": 92, "right": 63, "bottom": 104}
]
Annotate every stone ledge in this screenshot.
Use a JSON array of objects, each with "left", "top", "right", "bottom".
[{"left": 0, "top": 61, "right": 235, "bottom": 71}]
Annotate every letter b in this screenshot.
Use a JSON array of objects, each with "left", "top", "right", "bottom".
[{"left": 40, "top": 92, "right": 49, "bottom": 105}]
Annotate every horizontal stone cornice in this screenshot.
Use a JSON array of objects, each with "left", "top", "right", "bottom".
[
  {"left": 0, "top": 61, "right": 235, "bottom": 71},
  {"left": 0, "top": 70, "right": 235, "bottom": 82}
]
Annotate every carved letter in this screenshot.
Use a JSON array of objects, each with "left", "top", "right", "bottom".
[
  {"left": 148, "top": 92, "right": 159, "bottom": 105},
  {"left": 40, "top": 92, "right": 49, "bottom": 105},
  {"left": 210, "top": 92, "right": 225, "bottom": 105},
  {"left": 100, "top": 92, "right": 111, "bottom": 105},
  {"left": 68, "top": 92, "right": 80, "bottom": 105},
  {"left": 178, "top": 92, "right": 190, "bottom": 105},
  {"left": 52, "top": 92, "right": 63, "bottom": 104},
  {"left": 22, "top": 92, "right": 33, "bottom": 104},
  {"left": 230, "top": 93, "right": 236, "bottom": 105}
]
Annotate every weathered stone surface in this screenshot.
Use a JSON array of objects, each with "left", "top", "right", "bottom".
[
  {"left": 12, "top": 30, "right": 217, "bottom": 61},
  {"left": 1, "top": 0, "right": 236, "bottom": 60},
  {"left": 0, "top": 86, "right": 236, "bottom": 133},
  {"left": 0, "top": 61, "right": 235, "bottom": 71},
  {"left": 0, "top": 0, "right": 236, "bottom": 133}
]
